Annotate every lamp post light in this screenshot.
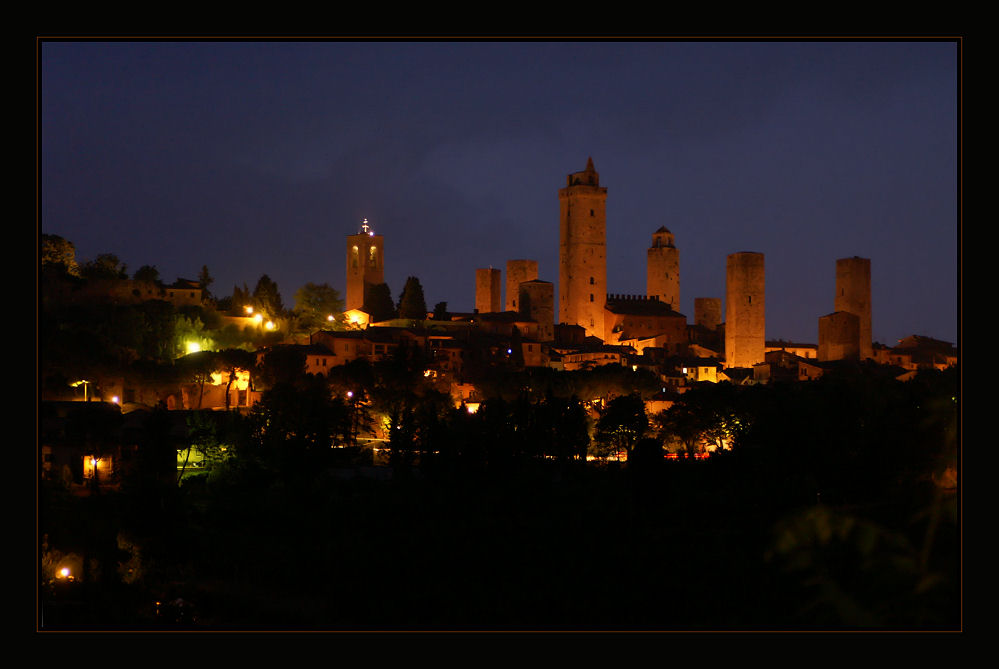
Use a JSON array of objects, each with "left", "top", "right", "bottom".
[{"left": 71, "top": 379, "right": 91, "bottom": 402}]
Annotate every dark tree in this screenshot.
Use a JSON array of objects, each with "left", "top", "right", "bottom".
[
  {"left": 41, "top": 234, "right": 80, "bottom": 276},
  {"left": 549, "top": 394, "right": 590, "bottom": 461},
  {"left": 257, "top": 346, "right": 306, "bottom": 389},
  {"left": 432, "top": 301, "right": 449, "bottom": 320},
  {"left": 198, "top": 265, "right": 214, "bottom": 298},
  {"left": 231, "top": 283, "right": 251, "bottom": 314},
  {"left": 294, "top": 282, "right": 345, "bottom": 333},
  {"left": 363, "top": 282, "right": 396, "bottom": 323},
  {"left": 81, "top": 253, "right": 128, "bottom": 280},
  {"left": 596, "top": 392, "right": 648, "bottom": 459},
  {"left": 252, "top": 274, "right": 284, "bottom": 318},
  {"left": 133, "top": 265, "right": 161, "bottom": 284},
  {"left": 396, "top": 276, "right": 428, "bottom": 320}
]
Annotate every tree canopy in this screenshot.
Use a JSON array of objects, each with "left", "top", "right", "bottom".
[
  {"left": 133, "top": 265, "right": 161, "bottom": 284},
  {"left": 81, "top": 253, "right": 128, "bottom": 280},
  {"left": 41, "top": 234, "right": 80, "bottom": 276},
  {"left": 363, "top": 282, "right": 396, "bottom": 323},
  {"left": 294, "top": 282, "right": 345, "bottom": 333},
  {"left": 595, "top": 392, "right": 648, "bottom": 458},
  {"left": 252, "top": 274, "right": 284, "bottom": 318},
  {"left": 397, "top": 276, "right": 428, "bottom": 320}
]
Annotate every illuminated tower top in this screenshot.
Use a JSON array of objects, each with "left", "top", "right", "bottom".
[{"left": 346, "top": 219, "right": 384, "bottom": 312}]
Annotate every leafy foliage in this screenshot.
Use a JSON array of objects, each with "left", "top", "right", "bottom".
[
  {"left": 396, "top": 276, "right": 428, "bottom": 320},
  {"left": 81, "top": 253, "right": 128, "bottom": 280},
  {"left": 293, "top": 282, "right": 345, "bottom": 333},
  {"left": 133, "top": 265, "right": 161, "bottom": 284},
  {"left": 252, "top": 274, "right": 284, "bottom": 318},
  {"left": 595, "top": 392, "right": 648, "bottom": 457},
  {"left": 41, "top": 234, "right": 80, "bottom": 276},
  {"left": 363, "top": 282, "right": 396, "bottom": 322}
]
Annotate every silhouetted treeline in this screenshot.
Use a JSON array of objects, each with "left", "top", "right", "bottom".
[{"left": 40, "top": 365, "right": 958, "bottom": 630}]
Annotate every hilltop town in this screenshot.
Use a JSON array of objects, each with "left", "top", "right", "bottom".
[
  {"left": 42, "top": 158, "right": 956, "bottom": 420},
  {"left": 39, "top": 159, "right": 958, "bottom": 630}
]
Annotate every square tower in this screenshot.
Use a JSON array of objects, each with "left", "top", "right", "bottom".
[
  {"left": 506, "top": 259, "right": 539, "bottom": 312},
  {"left": 834, "top": 257, "right": 872, "bottom": 360},
  {"left": 725, "top": 252, "right": 765, "bottom": 369},
  {"left": 559, "top": 157, "right": 607, "bottom": 340},
  {"left": 475, "top": 268, "right": 502, "bottom": 314},
  {"left": 346, "top": 219, "right": 384, "bottom": 312},
  {"left": 647, "top": 226, "right": 680, "bottom": 310}
]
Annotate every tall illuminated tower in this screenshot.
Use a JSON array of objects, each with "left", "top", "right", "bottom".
[
  {"left": 345, "top": 219, "right": 384, "bottom": 312},
  {"left": 725, "top": 252, "right": 765, "bottom": 368},
  {"left": 559, "top": 157, "right": 607, "bottom": 339}
]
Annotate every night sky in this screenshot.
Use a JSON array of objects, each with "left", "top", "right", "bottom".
[{"left": 40, "top": 39, "right": 959, "bottom": 347}]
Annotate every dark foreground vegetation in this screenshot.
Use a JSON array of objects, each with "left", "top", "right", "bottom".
[{"left": 39, "top": 366, "right": 958, "bottom": 631}]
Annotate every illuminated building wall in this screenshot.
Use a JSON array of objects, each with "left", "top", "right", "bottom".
[
  {"left": 834, "top": 256, "right": 872, "bottom": 360},
  {"left": 725, "top": 252, "right": 765, "bottom": 369},
  {"left": 346, "top": 220, "right": 384, "bottom": 312},
  {"left": 475, "top": 268, "right": 502, "bottom": 314},
  {"left": 559, "top": 157, "right": 607, "bottom": 339},
  {"left": 506, "top": 259, "right": 539, "bottom": 312},
  {"left": 646, "top": 227, "right": 679, "bottom": 310}
]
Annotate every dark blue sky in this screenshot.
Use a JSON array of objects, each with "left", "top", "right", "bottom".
[{"left": 40, "top": 40, "right": 959, "bottom": 346}]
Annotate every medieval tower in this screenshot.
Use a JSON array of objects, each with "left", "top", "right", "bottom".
[
  {"left": 647, "top": 227, "right": 680, "bottom": 310},
  {"left": 725, "top": 252, "right": 765, "bottom": 368},
  {"left": 518, "top": 279, "right": 555, "bottom": 342},
  {"left": 475, "top": 268, "right": 502, "bottom": 314},
  {"left": 506, "top": 259, "right": 539, "bottom": 312},
  {"left": 834, "top": 257, "right": 872, "bottom": 360},
  {"left": 695, "top": 297, "right": 722, "bottom": 331},
  {"left": 346, "top": 219, "right": 384, "bottom": 312},
  {"left": 559, "top": 157, "right": 607, "bottom": 339}
]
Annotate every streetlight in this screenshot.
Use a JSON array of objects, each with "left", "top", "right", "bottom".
[{"left": 70, "top": 380, "right": 91, "bottom": 402}]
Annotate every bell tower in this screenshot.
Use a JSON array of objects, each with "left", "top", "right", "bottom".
[
  {"left": 559, "top": 157, "right": 607, "bottom": 339},
  {"left": 346, "top": 219, "right": 384, "bottom": 312}
]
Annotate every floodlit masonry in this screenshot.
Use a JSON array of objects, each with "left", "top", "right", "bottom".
[
  {"left": 559, "top": 157, "right": 607, "bottom": 340},
  {"left": 345, "top": 219, "right": 384, "bottom": 312},
  {"left": 725, "top": 252, "right": 766, "bottom": 369}
]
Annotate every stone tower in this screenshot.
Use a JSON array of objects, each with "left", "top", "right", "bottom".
[
  {"left": 346, "top": 219, "right": 384, "bottom": 312},
  {"left": 695, "top": 297, "right": 722, "bottom": 331},
  {"left": 818, "top": 311, "right": 861, "bottom": 361},
  {"left": 506, "top": 259, "right": 539, "bottom": 312},
  {"left": 475, "top": 268, "right": 502, "bottom": 314},
  {"left": 518, "top": 279, "right": 555, "bottom": 342},
  {"left": 725, "top": 252, "right": 765, "bottom": 369},
  {"left": 647, "top": 227, "right": 679, "bottom": 310},
  {"left": 559, "top": 157, "right": 607, "bottom": 339},
  {"left": 834, "top": 257, "right": 872, "bottom": 360}
]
